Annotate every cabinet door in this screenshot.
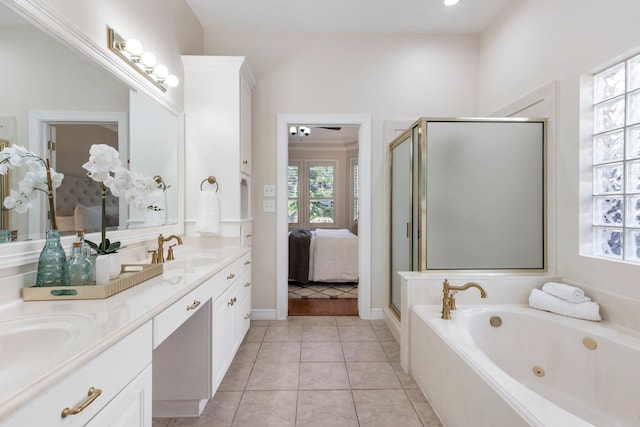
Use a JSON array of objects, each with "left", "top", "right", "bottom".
[
  {"left": 211, "top": 285, "right": 234, "bottom": 393},
  {"left": 86, "top": 365, "right": 152, "bottom": 427},
  {"left": 240, "top": 75, "right": 252, "bottom": 176}
]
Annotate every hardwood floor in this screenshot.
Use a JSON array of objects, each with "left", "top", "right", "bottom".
[{"left": 288, "top": 298, "right": 358, "bottom": 316}]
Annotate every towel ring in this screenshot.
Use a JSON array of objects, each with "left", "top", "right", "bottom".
[{"left": 200, "top": 176, "right": 219, "bottom": 192}]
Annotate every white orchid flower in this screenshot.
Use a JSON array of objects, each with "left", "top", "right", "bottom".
[
  {"left": 82, "top": 144, "right": 122, "bottom": 183},
  {"left": 3, "top": 190, "right": 33, "bottom": 214}
]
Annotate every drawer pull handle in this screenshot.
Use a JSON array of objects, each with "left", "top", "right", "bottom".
[
  {"left": 245, "top": 234, "right": 252, "bottom": 238},
  {"left": 186, "top": 300, "right": 201, "bottom": 311},
  {"left": 227, "top": 273, "right": 236, "bottom": 280},
  {"left": 228, "top": 296, "right": 237, "bottom": 306},
  {"left": 245, "top": 313, "right": 251, "bottom": 319},
  {"left": 244, "top": 260, "right": 251, "bottom": 265},
  {"left": 244, "top": 282, "right": 251, "bottom": 287},
  {"left": 61, "top": 387, "right": 102, "bottom": 418}
]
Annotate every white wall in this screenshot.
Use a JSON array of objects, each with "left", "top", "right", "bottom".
[
  {"left": 204, "top": 29, "right": 479, "bottom": 311},
  {"left": 479, "top": 0, "right": 640, "bottom": 301}
]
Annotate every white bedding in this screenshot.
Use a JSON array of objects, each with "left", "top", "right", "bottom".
[{"left": 309, "top": 228, "right": 358, "bottom": 282}]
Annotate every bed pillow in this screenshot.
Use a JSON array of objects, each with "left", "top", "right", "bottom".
[
  {"left": 55, "top": 215, "right": 75, "bottom": 232},
  {"left": 74, "top": 204, "right": 101, "bottom": 231}
]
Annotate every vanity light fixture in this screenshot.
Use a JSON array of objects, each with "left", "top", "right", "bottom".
[
  {"left": 444, "top": 0, "right": 460, "bottom": 6},
  {"left": 289, "top": 126, "right": 311, "bottom": 137},
  {"left": 108, "top": 27, "right": 179, "bottom": 92}
]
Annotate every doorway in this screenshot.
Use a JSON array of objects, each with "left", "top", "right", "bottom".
[
  {"left": 27, "top": 111, "right": 127, "bottom": 236},
  {"left": 287, "top": 125, "right": 360, "bottom": 316},
  {"left": 276, "top": 114, "right": 372, "bottom": 320}
]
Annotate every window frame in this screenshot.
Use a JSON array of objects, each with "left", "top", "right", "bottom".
[
  {"left": 287, "top": 160, "right": 302, "bottom": 226},
  {"left": 587, "top": 54, "right": 640, "bottom": 264},
  {"left": 287, "top": 159, "right": 338, "bottom": 228}
]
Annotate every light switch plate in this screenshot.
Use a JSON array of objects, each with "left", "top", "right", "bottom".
[
  {"left": 263, "top": 184, "right": 275, "bottom": 197},
  {"left": 263, "top": 200, "right": 275, "bottom": 212}
]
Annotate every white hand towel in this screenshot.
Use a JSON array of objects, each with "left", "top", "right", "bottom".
[
  {"left": 542, "top": 282, "right": 591, "bottom": 303},
  {"left": 529, "top": 288, "right": 601, "bottom": 321},
  {"left": 195, "top": 189, "right": 221, "bottom": 234}
]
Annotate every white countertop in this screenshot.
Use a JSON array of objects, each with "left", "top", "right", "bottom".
[{"left": 0, "top": 244, "right": 249, "bottom": 421}]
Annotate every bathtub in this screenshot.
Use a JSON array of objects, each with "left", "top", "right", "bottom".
[{"left": 410, "top": 305, "right": 640, "bottom": 427}]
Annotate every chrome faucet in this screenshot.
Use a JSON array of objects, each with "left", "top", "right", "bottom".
[
  {"left": 151, "top": 233, "right": 183, "bottom": 263},
  {"left": 441, "top": 278, "right": 487, "bottom": 320}
]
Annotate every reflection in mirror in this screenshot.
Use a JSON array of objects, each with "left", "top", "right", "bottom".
[
  {"left": 54, "top": 123, "right": 120, "bottom": 234},
  {"left": 129, "top": 90, "right": 178, "bottom": 229},
  {"left": 0, "top": 2, "right": 179, "bottom": 244}
]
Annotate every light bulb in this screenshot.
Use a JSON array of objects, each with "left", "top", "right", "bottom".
[
  {"left": 154, "top": 64, "right": 169, "bottom": 79},
  {"left": 125, "top": 39, "right": 143, "bottom": 56},
  {"left": 165, "top": 74, "right": 179, "bottom": 87},
  {"left": 444, "top": 0, "right": 459, "bottom": 6},
  {"left": 140, "top": 52, "right": 157, "bottom": 67}
]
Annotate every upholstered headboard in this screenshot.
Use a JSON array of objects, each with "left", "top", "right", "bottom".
[{"left": 55, "top": 175, "right": 119, "bottom": 231}]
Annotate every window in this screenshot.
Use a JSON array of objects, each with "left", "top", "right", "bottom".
[
  {"left": 308, "top": 164, "right": 335, "bottom": 224},
  {"left": 591, "top": 55, "right": 640, "bottom": 263},
  {"left": 288, "top": 160, "right": 336, "bottom": 226},
  {"left": 288, "top": 163, "right": 300, "bottom": 224},
  {"left": 351, "top": 159, "right": 359, "bottom": 222}
]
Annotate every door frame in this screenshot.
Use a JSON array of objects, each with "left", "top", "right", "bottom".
[{"left": 276, "top": 114, "right": 372, "bottom": 319}]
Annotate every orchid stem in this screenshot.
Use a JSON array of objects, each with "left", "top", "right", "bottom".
[
  {"left": 101, "top": 182, "right": 107, "bottom": 251},
  {"left": 45, "top": 159, "right": 57, "bottom": 230}
]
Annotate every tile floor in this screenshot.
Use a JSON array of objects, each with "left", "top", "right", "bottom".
[{"left": 152, "top": 316, "right": 443, "bottom": 427}]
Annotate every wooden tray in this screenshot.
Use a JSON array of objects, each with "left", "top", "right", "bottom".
[{"left": 22, "top": 263, "right": 163, "bottom": 301}]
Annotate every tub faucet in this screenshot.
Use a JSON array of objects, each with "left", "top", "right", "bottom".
[
  {"left": 153, "top": 233, "right": 183, "bottom": 263},
  {"left": 441, "top": 278, "right": 487, "bottom": 320}
]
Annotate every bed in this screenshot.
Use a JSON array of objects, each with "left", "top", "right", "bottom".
[
  {"left": 55, "top": 175, "right": 119, "bottom": 232},
  {"left": 289, "top": 228, "right": 358, "bottom": 283}
]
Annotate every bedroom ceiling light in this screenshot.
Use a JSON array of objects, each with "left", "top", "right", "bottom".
[
  {"left": 108, "top": 27, "right": 179, "bottom": 92},
  {"left": 444, "top": 0, "right": 460, "bottom": 6},
  {"left": 289, "top": 126, "right": 311, "bottom": 137}
]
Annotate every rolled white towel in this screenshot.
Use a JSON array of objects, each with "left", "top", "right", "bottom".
[
  {"left": 529, "top": 289, "right": 601, "bottom": 321},
  {"left": 542, "top": 282, "right": 591, "bottom": 303}
]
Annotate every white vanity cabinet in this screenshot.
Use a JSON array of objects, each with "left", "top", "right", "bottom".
[
  {"left": 211, "top": 252, "right": 252, "bottom": 394},
  {"left": 182, "top": 55, "right": 255, "bottom": 238},
  {"left": 3, "top": 322, "right": 152, "bottom": 427}
]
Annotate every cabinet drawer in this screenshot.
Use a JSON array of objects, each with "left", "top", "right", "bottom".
[
  {"left": 241, "top": 223, "right": 252, "bottom": 247},
  {"left": 3, "top": 322, "right": 152, "bottom": 427},
  {"left": 209, "top": 252, "right": 251, "bottom": 299},
  {"left": 153, "top": 283, "right": 211, "bottom": 348}
]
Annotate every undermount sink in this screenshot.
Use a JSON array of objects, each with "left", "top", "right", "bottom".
[
  {"left": 0, "top": 313, "right": 95, "bottom": 384},
  {"left": 162, "top": 257, "right": 215, "bottom": 271}
]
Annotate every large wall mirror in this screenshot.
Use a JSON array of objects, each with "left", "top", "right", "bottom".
[{"left": 0, "top": 2, "right": 180, "bottom": 248}]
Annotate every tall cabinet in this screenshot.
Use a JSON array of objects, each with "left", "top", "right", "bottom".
[{"left": 182, "top": 56, "right": 255, "bottom": 243}]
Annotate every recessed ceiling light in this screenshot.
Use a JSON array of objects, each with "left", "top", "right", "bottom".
[{"left": 444, "top": 0, "right": 460, "bottom": 6}]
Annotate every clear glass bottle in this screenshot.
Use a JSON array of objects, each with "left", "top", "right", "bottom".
[
  {"left": 67, "top": 241, "right": 94, "bottom": 286},
  {"left": 35, "top": 230, "right": 69, "bottom": 287},
  {"left": 75, "top": 229, "right": 92, "bottom": 257}
]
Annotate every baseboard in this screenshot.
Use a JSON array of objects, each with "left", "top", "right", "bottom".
[
  {"left": 153, "top": 398, "right": 207, "bottom": 418},
  {"left": 369, "top": 308, "right": 384, "bottom": 319},
  {"left": 383, "top": 307, "right": 401, "bottom": 343},
  {"left": 251, "top": 309, "right": 277, "bottom": 320}
]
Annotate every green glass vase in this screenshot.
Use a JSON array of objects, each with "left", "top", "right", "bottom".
[{"left": 36, "top": 230, "right": 69, "bottom": 287}]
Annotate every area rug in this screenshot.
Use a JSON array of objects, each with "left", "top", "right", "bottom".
[{"left": 288, "top": 281, "right": 358, "bottom": 299}]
